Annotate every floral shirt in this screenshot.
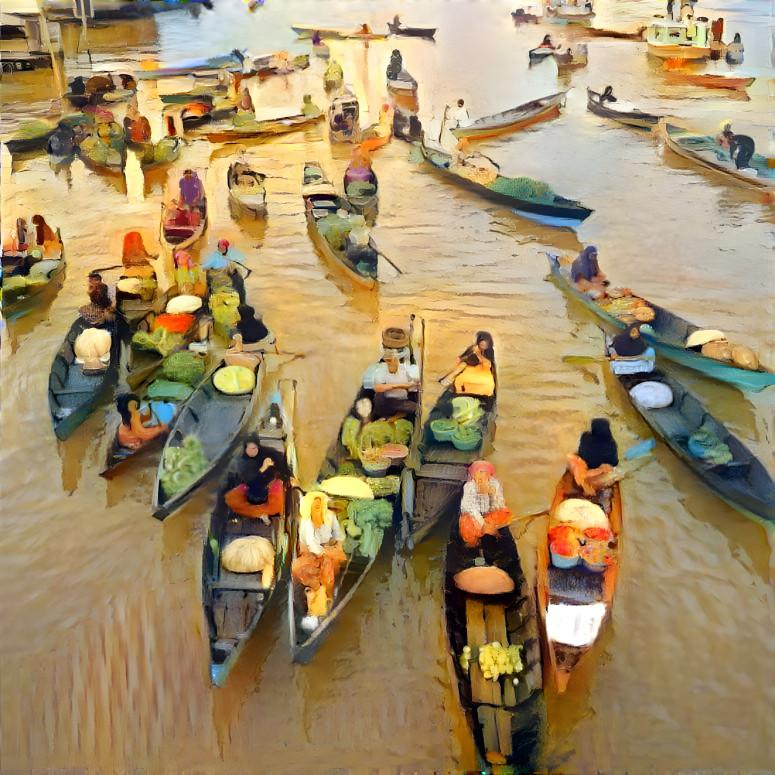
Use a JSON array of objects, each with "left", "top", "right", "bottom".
[{"left": 460, "top": 478, "right": 506, "bottom": 526}]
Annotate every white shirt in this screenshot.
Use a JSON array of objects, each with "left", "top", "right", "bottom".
[
  {"left": 299, "top": 510, "right": 344, "bottom": 555},
  {"left": 373, "top": 361, "right": 415, "bottom": 399}
]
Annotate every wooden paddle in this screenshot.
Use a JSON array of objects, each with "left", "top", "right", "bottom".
[
  {"left": 376, "top": 250, "right": 402, "bottom": 275},
  {"left": 562, "top": 354, "right": 608, "bottom": 365}
]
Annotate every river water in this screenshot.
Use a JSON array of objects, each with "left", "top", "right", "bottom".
[{"left": 1, "top": 0, "right": 774, "bottom": 772}]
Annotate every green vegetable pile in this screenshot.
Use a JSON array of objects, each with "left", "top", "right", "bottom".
[
  {"left": 159, "top": 352, "right": 205, "bottom": 385},
  {"left": 160, "top": 436, "right": 209, "bottom": 498},
  {"left": 366, "top": 475, "right": 400, "bottom": 498},
  {"left": 342, "top": 499, "right": 394, "bottom": 558},
  {"left": 131, "top": 328, "right": 185, "bottom": 357},
  {"left": 209, "top": 290, "right": 240, "bottom": 340},
  {"left": 487, "top": 175, "right": 555, "bottom": 203},
  {"left": 317, "top": 212, "right": 351, "bottom": 250},
  {"left": 451, "top": 396, "right": 484, "bottom": 427},
  {"left": 452, "top": 426, "right": 481, "bottom": 443},
  {"left": 147, "top": 379, "right": 194, "bottom": 402},
  {"left": 341, "top": 418, "right": 412, "bottom": 459},
  {"left": 687, "top": 424, "right": 733, "bottom": 465}
]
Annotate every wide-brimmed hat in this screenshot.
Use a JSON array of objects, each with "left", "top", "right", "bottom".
[{"left": 381, "top": 327, "right": 409, "bottom": 349}]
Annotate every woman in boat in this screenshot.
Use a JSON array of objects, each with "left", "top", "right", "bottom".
[
  {"left": 179, "top": 169, "right": 205, "bottom": 211},
  {"left": 539, "top": 34, "right": 558, "bottom": 49},
  {"left": 235, "top": 304, "right": 269, "bottom": 345},
  {"left": 386, "top": 49, "right": 402, "bottom": 80},
  {"left": 459, "top": 460, "right": 513, "bottom": 548},
  {"left": 173, "top": 250, "right": 205, "bottom": 296},
  {"left": 726, "top": 32, "right": 744, "bottom": 64},
  {"left": 79, "top": 273, "right": 115, "bottom": 325},
  {"left": 291, "top": 491, "right": 346, "bottom": 603},
  {"left": 599, "top": 85, "right": 617, "bottom": 105},
  {"left": 236, "top": 86, "right": 254, "bottom": 113},
  {"left": 447, "top": 331, "right": 495, "bottom": 397},
  {"left": 47, "top": 121, "right": 76, "bottom": 160},
  {"left": 340, "top": 396, "right": 375, "bottom": 457},
  {"left": 31, "top": 215, "right": 58, "bottom": 254},
  {"left": 122, "top": 231, "right": 156, "bottom": 279},
  {"left": 224, "top": 436, "right": 287, "bottom": 524},
  {"left": 610, "top": 322, "right": 647, "bottom": 357},
  {"left": 569, "top": 418, "right": 620, "bottom": 498},
  {"left": 373, "top": 354, "right": 420, "bottom": 418},
  {"left": 301, "top": 93, "right": 321, "bottom": 117},
  {"left": 571, "top": 245, "right": 608, "bottom": 299},
  {"left": 116, "top": 393, "right": 169, "bottom": 450},
  {"left": 715, "top": 122, "right": 735, "bottom": 154}
]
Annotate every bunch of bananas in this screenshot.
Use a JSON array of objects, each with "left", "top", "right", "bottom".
[{"left": 478, "top": 642, "right": 523, "bottom": 681}]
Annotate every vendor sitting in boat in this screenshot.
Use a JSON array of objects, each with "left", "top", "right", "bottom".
[
  {"left": 116, "top": 393, "right": 169, "bottom": 451},
  {"left": 571, "top": 245, "right": 608, "bottom": 299},
  {"left": 459, "top": 460, "right": 514, "bottom": 548},
  {"left": 567, "top": 418, "right": 621, "bottom": 499},
  {"left": 599, "top": 85, "right": 617, "bottom": 105},
  {"left": 373, "top": 352, "right": 420, "bottom": 419},
  {"left": 224, "top": 436, "right": 287, "bottom": 524},
  {"left": 447, "top": 331, "right": 495, "bottom": 397},
  {"left": 179, "top": 169, "right": 205, "bottom": 211},
  {"left": 79, "top": 272, "right": 115, "bottom": 325},
  {"left": 301, "top": 93, "right": 321, "bottom": 117},
  {"left": 291, "top": 491, "right": 347, "bottom": 615},
  {"left": 610, "top": 322, "right": 647, "bottom": 358}
]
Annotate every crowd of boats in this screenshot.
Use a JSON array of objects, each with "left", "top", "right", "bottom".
[{"left": 2, "top": 3, "right": 773, "bottom": 770}]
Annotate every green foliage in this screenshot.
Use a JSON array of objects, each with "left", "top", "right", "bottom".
[
  {"left": 159, "top": 352, "right": 205, "bottom": 385},
  {"left": 487, "top": 175, "right": 554, "bottom": 203},
  {"left": 345, "top": 499, "right": 394, "bottom": 558},
  {"left": 160, "top": 436, "right": 209, "bottom": 498}
]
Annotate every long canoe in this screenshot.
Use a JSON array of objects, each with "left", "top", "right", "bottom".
[
  {"left": 536, "top": 471, "right": 622, "bottom": 693},
  {"left": 48, "top": 315, "right": 122, "bottom": 441},
  {"left": 415, "top": 141, "right": 593, "bottom": 228},
  {"left": 451, "top": 92, "right": 566, "bottom": 140},
  {"left": 201, "top": 112, "right": 323, "bottom": 143},
  {"left": 586, "top": 87, "right": 662, "bottom": 131},
  {"left": 2, "top": 235, "right": 66, "bottom": 321},
  {"left": 302, "top": 160, "right": 378, "bottom": 289},
  {"left": 662, "top": 122, "right": 775, "bottom": 191},
  {"left": 387, "top": 22, "right": 437, "bottom": 38},
  {"left": 663, "top": 72, "right": 755, "bottom": 92},
  {"left": 407, "top": 345, "right": 498, "bottom": 545},
  {"left": 291, "top": 24, "right": 388, "bottom": 41},
  {"left": 160, "top": 170, "right": 208, "bottom": 252},
  {"left": 445, "top": 508, "right": 544, "bottom": 767},
  {"left": 228, "top": 161, "right": 267, "bottom": 216},
  {"left": 152, "top": 358, "right": 262, "bottom": 520},
  {"left": 546, "top": 252, "right": 775, "bottom": 392},
  {"left": 203, "top": 383, "right": 299, "bottom": 685},
  {"left": 289, "top": 319, "right": 424, "bottom": 663},
  {"left": 608, "top": 362, "right": 775, "bottom": 525}
]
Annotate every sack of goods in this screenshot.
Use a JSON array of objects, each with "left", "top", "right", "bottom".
[
  {"left": 74, "top": 328, "right": 112, "bottom": 363},
  {"left": 629, "top": 381, "right": 674, "bottom": 409}
]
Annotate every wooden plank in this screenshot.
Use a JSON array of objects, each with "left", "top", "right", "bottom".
[
  {"left": 469, "top": 663, "right": 489, "bottom": 705},
  {"left": 465, "top": 599, "right": 486, "bottom": 647},
  {"left": 495, "top": 708, "right": 513, "bottom": 758},
  {"left": 484, "top": 602, "right": 508, "bottom": 645},
  {"left": 477, "top": 705, "right": 499, "bottom": 754},
  {"left": 503, "top": 674, "right": 517, "bottom": 706}
]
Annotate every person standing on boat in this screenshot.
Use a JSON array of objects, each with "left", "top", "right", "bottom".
[
  {"left": 451, "top": 98, "right": 469, "bottom": 128},
  {"left": 571, "top": 246, "right": 608, "bottom": 299},
  {"left": 386, "top": 49, "right": 403, "bottom": 80},
  {"left": 179, "top": 169, "right": 205, "bottom": 211},
  {"left": 459, "top": 461, "right": 513, "bottom": 548},
  {"left": 373, "top": 354, "right": 420, "bottom": 419}
]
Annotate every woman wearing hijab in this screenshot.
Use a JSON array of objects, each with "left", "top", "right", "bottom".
[
  {"left": 445, "top": 331, "right": 496, "bottom": 397},
  {"left": 570, "top": 245, "right": 608, "bottom": 299},
  {"left": 116, "top": 393, "right": 168, "bottom": 450},
  {"left": 224, "top": 436, "right": 287, "bottom": 523},
  {"left": 568, "top": 418, "right": 620, "bottom": 497},
  {"left": 459, "top": 460, "right": 513, "bottom": 548},
  {"left": 611, "top": 322, "right": 647, "bottom": 358},
  {"left": 236, "top": 304, "right": 269, "bottom": 344},
  {"left": 121, "top": 231, "right": 156, "bottom": 279}
]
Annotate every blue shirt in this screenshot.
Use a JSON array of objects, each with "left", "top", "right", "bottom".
[{"left": 201, "top": 247, "right": 245, "bottom": 270}]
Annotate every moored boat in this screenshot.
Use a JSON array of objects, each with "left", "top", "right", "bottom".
[
  {"left": 543, "top": 0, "right": 595, "bottom": 24},
  {"left": 645, "top": 19, "right": 710, "bottom": 60},
  {"left": 586, "top": 87, "right": 662, "bottom": 131},
  {"left": 203, "top": 382, "right": 299, "bottom": 685},
  {"left": 536, "top": 471, "right": 622, "bottom": 693},
  {"left": 512, "top": 9, "right": 540, "bottom": 25},
  {"left": 603, "top": 349, "right": 775, "bottom": 525},
  {"left": 152, "top": 357, "right": 262, "bottom": 520},
  {"left": 228, "top": 161, "right": 267, "bottom": 216},
  {"left": 546, "top": 252, "right": 775, "bottom": 392},
  {"left": 661, "top": 122, "right": 775, "bottom": 192},
  {"left": 415, "top": 141, "right": 593, "bottom": 228},
  {"left": 663, "top": 72, "right": 755, "bottom": 92},
  {"left": 289, "top": 321, "right": 424, "bottom": 662},
  {"left": 451, "top": 92, "right": 566, "bottom": 140},
  {"left": 201, "top": 112, "right": 323, "bottom": 143},
  {"left": 444, "top": 483, "right": 544, "bottom": 767},
  {"left": 291, "top": 24, "right": 387, "bottom": 41},
  {"left": 48, "top": 314, "right": 122, "bottom": 441},
  {"left": 302, "top": 160, "right": 378, "bottom": 289},
  {"left": 387, "top": 21, "right": 437, "bottom": 38}
]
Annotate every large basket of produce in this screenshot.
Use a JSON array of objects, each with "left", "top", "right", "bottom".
[
  {"left": 430, "top": 418, "right": 458, "bottom": 441},
  {"left": 212, "top": 364, "right": 256, "bottom": 395},
  {"left": 378, "top": 443, "right": 408, "bottom": 462},
  {"left": 451, "top": 426, "right": 482, "bottom": 451},
  {"left": 360, "top": 447, "right": 391, "bottom": 476},
  {"left": 549, "top": 539, "right": 580, "bottom": 569}
]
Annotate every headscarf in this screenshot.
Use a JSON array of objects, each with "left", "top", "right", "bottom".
[
  {"left": 123, "top": 231, "right": 154, "bottom": 268},
  {"left": 577, "top": 418, "right": 618, "bottom": 469},
  {"left": 611, "top": 323, "right": 646, "bottom": 357},
  {"left": 174, "top": 250, "right": 192, "bottom": 269},
  {"left": 467, "top": 460, "right": 495, "bottom": 481},
  {"left": 237, "top": 304, "right": 269, "bottom": 344},
  {"left": 32, "top": 215, "right": 56, "bottom": 246},
  {"left": 571, "top": 245, "right": 600, "bottom": 282},
  {"left": 300, "top": 491, "right": 328, "bottom": 521},
  {"left": 218, "top": 239, "right": 230, "bottom": 252}
]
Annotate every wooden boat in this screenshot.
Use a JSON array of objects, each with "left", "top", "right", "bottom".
[
  {"left": 228, "top": 161, "right": 267, "bottom": 216},
  {"left": 201, "top": 112, "right": 323, "bottom": 143},
  {"left": 416, "top": 141, "right": 593, "bottom": 228},
  {"left": 662, "top": 122, "right": 775, "bottom": 192},
  {"left": 586, "top": 24, "right": 646, "bottom": 39},
  {"left": 2, "top": 232, "right": 65, "bottom": 321},
  {"left": 291, "top": 24, "right": 388, "bottom": 41},
  {"left": 536, "top": 472, "right": 622, "bottom": 693},
  {"left": 289, "top": 320, "right": 424, "bottom": 663},
  {"left": 586, "top": 87, "right": 662, "bottom": 131},
  {"left": 387, "top": 21, "right": 437, "bottom": 39},
  {"left": 203, "top": 383, "right": 299, "bottom": 685},
  {"left": 48, "top": 315, "right": 122, "bottom": 441},
  {"left": 528, "top": 46, "right": 556, "bottom": 64},
  {"left": 135, "top": 50, "right": 246, "bottom": 80},
  {"left": 302, "top": 160, "right": 378, "bottom": 289},
  {"left": 553, "top": 47, "right": 588, "bottom": 71},
  {"left": 546, "top": 252, "right": 775, "bottom": 392},
  {"left": 328, "top": 93, "right": 361, "bottom": 143},
  {"left": 606, "top": 355, "right": 775, "bottom": 525},
  {"left": 152, "top": 358, "right": 262, "bottom": 520},
  {"left": 5, "top": 113, "right": 92, "bottom": 155},
  {"left": 663, "top": 72, "right": 755, "bottom": 92},
  {"left": 445, "top": 504, "right": 544, "bottom": 767},
  {"left": 645, "top": 20, "right": 710, "bottom": 60},
  {"left": 543, "top": 0, "right": 595, "bottom": 24},
  {"left": 451, "top": 92, "right": 566, "bottom": 140},
  {"left": 161, "top": 170, "right": 208, "bottom": 252},
  {"left": 410, "top": 352, "right": 498, "bottom": 543}
]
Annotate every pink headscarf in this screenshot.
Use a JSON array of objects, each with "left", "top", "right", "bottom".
[
  {"left": 467, "top": 460, "right": 495, "bottom": 481},
  {"left": 218, "top": 239, "right": 230, "bottom": 252},
  {"left": 174, "top": 250, "right": 192, "bottom": 269}
]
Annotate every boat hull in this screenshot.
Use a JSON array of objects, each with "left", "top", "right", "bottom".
[
  {"left": 586, "top": 88, "right": 661, "bottom": 130},
  {"left": 452, "top": 94, "right": 564, "bottom": 139}
]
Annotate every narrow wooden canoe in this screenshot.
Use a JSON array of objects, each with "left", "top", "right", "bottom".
[
  {"left": 586, "top": 24, "right": 646, "bottom": 39},
  {"left": 302, "top": 160, "right": 378, "bottom": 289},
  {"left": 586, "top": 87, "right": 662, "bottom": 131},
  {"left": 48, "top": 315, "right": 122, "bottom": 441},
  {"left": 609, "top": 364, "right": 775, "bottom": 525},
  {"left": 2, "top": 234, "right": 65, "bottom": 320},
  {"left": 202, "top": 112, "right": 323, "bottom": 143},
  {"left": 451, "top": 92, "right": 566, "bottom": 140},
  {"left": 662, "top": 122, "right": 775, "bottom": 191},
  {"left": 291, "top": 24, "right": 388, "bottom": 41},
  {"left": 160, "top": 170, "right": 208, "bottom": 252},
  {"left": 663, "top": 72, "right": 755, "bottom": 92},
  {"left": 228, "top": 161, "right": 267, "bottom": 216},
  {"left": 536, "top": 472, "right": 622, "bottom": 693},
  {"left": 289, "top": 320, "right": 424, "bottom": 663},
  {"left": 203, "top": 383, "right": 299, "bottom": 685},
  {"left": 528, "top": 47, "right": 556, "bottom": 63},
  {"left": 546, "top": 252, "right": 775, "bottom": 392},
  {"left": 445, "top": 511, "right": 544, "bottom": 767},
  {"left": 152, "top": 358, "right": 262, "bottom": 520},
  {"left": 387, "top": 22, "right": 437, "bottom": 38},
  {"left": 416, "top": 141, "right": 593, "bottom": 228}
]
